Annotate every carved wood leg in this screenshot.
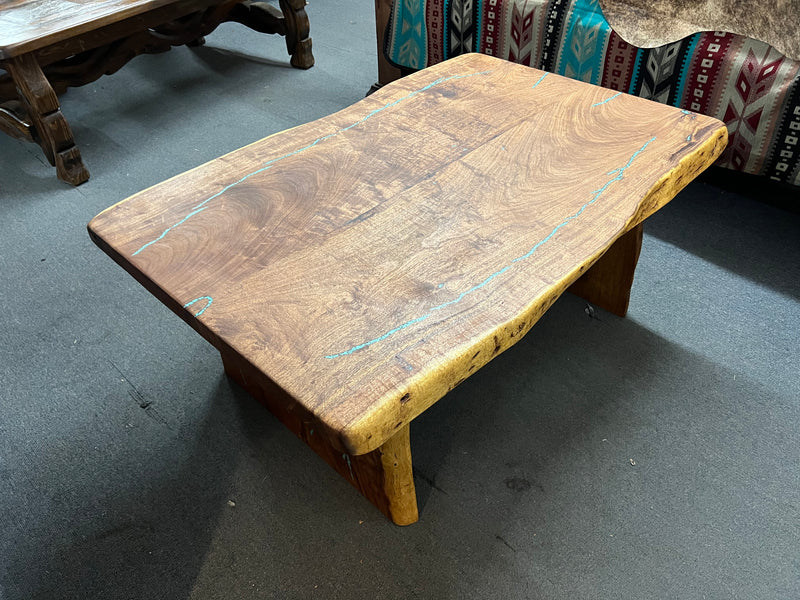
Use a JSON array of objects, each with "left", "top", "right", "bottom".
[
  {"left": 3, "top": 54, "right": 89, "bottom": 186},
  {"left": 279, "top": 0, "right": 314, "bottom": 69},
  {"left": 220, "top": 350, "right": 418, "bottom": 525},
  {"left": 0, "top": 101, "right": 35, "bottom": 143},
  {"left": 568, "top": 223, "right": 644, "bottom": 317}
]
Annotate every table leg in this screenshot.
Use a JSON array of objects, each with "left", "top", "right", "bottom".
[
  {"left": 228, "top": 0, "right": 313, "bottom": 69},
  {"left": 220, "top": 351, "right": 418, "bottom": 525},
  {"left": 568, "top": 223, "right": 643, "bottom": 317},
  {"left": 3, "top": 54, "right": 89, "bottom": 186},
  {"left": 279, "top": 0, "right": 314, "bottom": 69},
  {"left": 371, "top": 0, "right": 402, "bottom": 93}
]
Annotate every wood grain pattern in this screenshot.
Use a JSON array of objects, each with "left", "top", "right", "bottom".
[
  {"left": 0, "top": 0, "right": 187, "bottom": 58},
  {"left": 90, "top": 53, "right": 726, "bottom": 453},
  {"left": 89, "top": 54, "right": 726, "bottom": 521}
]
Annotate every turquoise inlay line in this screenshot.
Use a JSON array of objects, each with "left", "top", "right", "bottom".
[
  {"left": 192, "top": 165, "right": 274, "bottom": 211},
  {"left": 325, "top": 314, "right": 432, "bottom": 359},
  {"left": 325, "top": 136, "right": 658, "bottom": 360},
  {"left": 342, "top": 454, "right": 354, "bottom": 479},
  {"left": 687, "top": 134, "right": 692, "bottom": 142},
  {"left": 132, "top": 207, "right": 208, "bottom": 256},
  {"left": 256, "top": 71, "right": 493, "bottom": 171},
  {"left": 592, "top": 92, "right": 622, "bottom": 107},
  {"left": 184, "top": 296, "right": 213, "bottom": 317},
  {"left": 133, "top": 166, "right": 274, "bottom": 255},
  {"left": 531, "top": 73, "right": 548, "bottom": 89},
  {"left": 131, "top": 70, "right": 492, "bottom": 256}
]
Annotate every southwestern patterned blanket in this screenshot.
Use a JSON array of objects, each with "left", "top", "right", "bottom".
[{"left": 384, "top": 0, "right": 800, "bottom": 189}]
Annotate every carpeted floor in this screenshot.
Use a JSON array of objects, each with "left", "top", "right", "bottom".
[{"left": 1, "top": 2, "right": 798, "bottom": 598}]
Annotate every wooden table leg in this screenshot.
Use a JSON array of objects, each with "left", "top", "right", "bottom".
[
  {"left": 371, "top": 0, "right": 402, "bottom": 93},
  {"left": 3, "top": 54, "right": 90, "bottom": 186},
  {"left": 220, "top": 351, "right": 418, "bottom": 525},
  {"left": 568, "top": 223, "right": 644, "bottom": 317},
  {"left": 279, "top": 0, "right": 314, "bottom": 69},
  {"left": 228, "top": 0, "right": 314, "bottom": 69}
]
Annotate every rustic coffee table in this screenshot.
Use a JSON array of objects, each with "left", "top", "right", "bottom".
[
  {"left": 0, "top": 0, "right": 313, "bottom": 185},
  {"left": 89, "top": 54, "right": 727, "bottom": 525}
]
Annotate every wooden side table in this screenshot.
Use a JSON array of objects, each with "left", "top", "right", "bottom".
[{"left": 0, "top": 0, "right": 313, "bottom": 185}]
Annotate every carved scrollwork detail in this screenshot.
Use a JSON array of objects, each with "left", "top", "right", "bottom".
[{"left": 0, "top": 0, "right": 314, "bottom": 184}]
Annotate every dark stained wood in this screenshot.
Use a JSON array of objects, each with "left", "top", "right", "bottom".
[
  {"left": 0, "top": 0, "right": 312, "bottom": 65},
  {"left": 226, "top": 0, "right": 313, "bottom": 69},
  {"left": 89, "top": 54, "right": 728, "bottom": 523},
  {"left": 0, "top": 0, "right": 197, "bottom": 58},
  {"left": 279, "top": 0, "right": 313, "bottom": 69},
  {"left": 4, "top": 53, "right": 89, "bottom": 185},
  {"left": 0, "top": 0, "right": 313, "bottom": 184},
  {"left": 0, "top": 100, "right": 34, "bottom": 142}
]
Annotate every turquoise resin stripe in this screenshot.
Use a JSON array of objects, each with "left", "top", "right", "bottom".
[
  {"left": 592, "top": 91, "right": 621, "bottom": 106},
  {"left": 131, "top": 70, "right": 493, "bottom": 256},
  {"left": 324, "top": 136, "right": 658, "bottom": 359},
  {"left": 184, "top": 296, "right": 213, "bottom": 317}
]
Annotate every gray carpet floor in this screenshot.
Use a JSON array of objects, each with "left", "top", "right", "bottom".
[{"left": 1, "top": 2, "right": 798, "bottom": 598}]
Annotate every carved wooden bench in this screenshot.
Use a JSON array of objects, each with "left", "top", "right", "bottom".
[
  {"left": 89, "top": 54, "right": 727, "bottom": 524},
  {"left": 0, "top": 0, "right": 313, "bottom": 185}
]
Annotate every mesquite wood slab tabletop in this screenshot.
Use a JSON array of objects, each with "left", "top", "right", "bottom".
[{"left": 88, "top": 53, "right": 727, "bottom": 525}]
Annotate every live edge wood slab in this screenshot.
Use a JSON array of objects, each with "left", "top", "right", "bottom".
[
  {"left": 89, "top": 54, "right": 727, "bottom": 525},
  {"left": 0, "top": 0, "right": 313, "bottom": 185}
]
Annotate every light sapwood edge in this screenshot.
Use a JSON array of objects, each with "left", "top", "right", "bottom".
[
  {"left": 626, "top": 125, "right": 729, "bottom": 230},
  {"left": 335, "top": 123, "right": 730, "bottom": 456},
  {"left": 377, "top": 424, "right": 419, "bottom": 526},
  {"left": 219, "top": 349, "right": 418, "bottom": 524}
]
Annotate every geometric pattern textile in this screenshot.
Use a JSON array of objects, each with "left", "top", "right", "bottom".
[{"left": 385, "top": 0, "right": 800, "bottom": 188}]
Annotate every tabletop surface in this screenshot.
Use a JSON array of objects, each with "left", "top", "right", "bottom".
[
  {"left": 89, "top": 54, "right": 727, "bottom": 454},
  {"left": 0, "top": 0, "right": 212, "bottom": 57}
]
